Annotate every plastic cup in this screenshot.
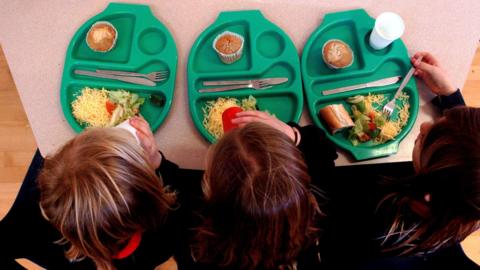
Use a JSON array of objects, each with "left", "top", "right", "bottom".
[
  {"left": 369, "top": 12, "right": 405, "bottom": 50},
  {"left": 222, "top": 106, "right": 243, "bottom": 133},
  {"left": 116, "top": 119, "right": 141, "bottom": 145}
]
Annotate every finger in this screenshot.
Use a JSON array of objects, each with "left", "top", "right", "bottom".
[
  {"left": 414, "top": 69, "right": 425, "bottom": 78},
  {"left": 244, "top": 111, "right": 271, "bottom": 121},
  {"left": 136, "top": 131, "right": 152, "bottom": 150},
  {"left": 411, "top": 53, "right": 422, "bottom": 63},
  {"left": 231, "top": 116, "right": 263, "bottom": 124},
  {"left": 130, "top": 117, "right": 153, "bottom": 137},
  {"left": 415, "top": 51, "right": 438, "bottom": 66},
  {"left": 413, "top": 61, "right": 436, "bottom": 75},
  {"left": 422, "top": 52, "right": 439, "bottom": 66},
  {"left": 235, "top": 111, "right": 267, "bottom": 118}
]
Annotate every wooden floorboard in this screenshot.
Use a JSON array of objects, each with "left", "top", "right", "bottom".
[{"left": 0, "top": 43, "right": 478, "bottom": 269}]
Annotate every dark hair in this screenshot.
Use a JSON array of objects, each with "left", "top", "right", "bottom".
[
  {"left": 193, "top": 122, "right": 320, "bottom": 269},
  {"left": 379, "top": 106, "right": 480, "bottom": 255}
]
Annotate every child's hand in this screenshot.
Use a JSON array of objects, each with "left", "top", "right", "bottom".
[
  {"left": 411, "top": 52, "right": 457, "bottom": 96},
  {"left": 231, "top": 111, "right": 298, "bottom": 143},
  {"left": 129, "top": 116, "right": 162, "bottom": 169}
]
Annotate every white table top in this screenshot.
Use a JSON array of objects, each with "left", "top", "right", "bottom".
[{"left": 1, "top": 0, "right": 479, "bottom": 169}]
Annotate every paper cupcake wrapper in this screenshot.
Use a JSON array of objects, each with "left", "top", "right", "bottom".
[
  {"left": 213, "top": 31, "right": 244, "bottom": 64},
  {"left": 322, "top": 39, "right": 354, "bottom": 69},
  {"left": 86, "top": 21, "right": 118, "bottom": 53}
]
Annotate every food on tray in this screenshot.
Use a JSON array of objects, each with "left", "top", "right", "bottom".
[
  {"left": 86, "top": 21, "right": 118, "bottom": 52},
  {"left": 345, "top": 93, "right": 410, "bottom": 145},
  {"left": 213, "top": 31, "right": 244, "bottom": 64},
  {"left": 202, "top": 95, "right": 257, "bottom": 139},
  {"left": 72, "top": 87, "right": 144, "bottom": 128},
  {"left": 319, "top": 104, "right": 355, "bottom": 134},
  {"left": 222, "top": 106, "right": 244, "bottom": 133},
  {"left": 322, "top": 39, "right": 354, "bottom": 69}
]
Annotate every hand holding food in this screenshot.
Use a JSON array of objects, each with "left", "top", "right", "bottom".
[
  {"left": 231, "top": 111, "right": 296, "bottom": 143},
  {"left": 222, "top": 106, "right": 243, "bottom": 132},
  {"left": 411, "top": 52, "right": 456, "bottom": 96},
  {"left": 129, "top": 116, "right": 162, "bottom": 169},
  {"left": 202, "top": 95, "right": 257, "bottom": 139}
]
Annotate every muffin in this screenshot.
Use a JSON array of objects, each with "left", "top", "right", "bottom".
[
  {"left": 86, "top": 21, "right": 118, "bottom": 52},
  {"left": 322, "top": 39, "right": 354, "bottom": 69},
  {"left": 213, "top": 31, "right": 244, "bottom": 64}
]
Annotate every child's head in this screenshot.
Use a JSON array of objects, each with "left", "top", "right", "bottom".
[
  {"left": 195, "top": 122, "right": 320, "bottom": 269},
  {"left": 384, "top": 106, "right": 480, "bottom": 254},
  {"left": 38, "top": 128, "right": 174, "bottom": 270}
]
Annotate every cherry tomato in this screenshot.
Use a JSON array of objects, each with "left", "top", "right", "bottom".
[
  {"left": 359, "top": 133, "right": 371, "bottom": 142},
  {"left": 106, "top": 100, "right": 117, "bottom": 115}
]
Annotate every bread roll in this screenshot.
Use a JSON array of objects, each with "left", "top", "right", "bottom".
[{"left": 319, "top": 104, "right": 354, "bottom": 134}]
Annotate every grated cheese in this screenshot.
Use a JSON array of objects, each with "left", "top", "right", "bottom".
[{"left": 72, "top": 87, "right": 110, "bottom": 128}]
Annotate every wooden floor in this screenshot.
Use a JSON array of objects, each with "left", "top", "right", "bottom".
[{"left": 1, "top": 44, "right": 479, "bottom": 268}]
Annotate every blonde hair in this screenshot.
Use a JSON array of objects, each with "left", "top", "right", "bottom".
[
  {"left": 194, "top": 122, "right": 321, "bottom": 269},
  {"left": 379, "top": 107, "right": 480, "bottom": 255},
  {"left": 38, "top": 128, "right": 175, "bottom": 270}
]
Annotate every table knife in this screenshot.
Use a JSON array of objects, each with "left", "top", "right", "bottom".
[
  {"left": 322, "top": 76, "right": 401, "bottom": 96},
  {"left": 74, "top": 70, "right": 156, "bottom": 86},
  {"left": 203, "top": 77, "right": 288, "bottom": 86}
]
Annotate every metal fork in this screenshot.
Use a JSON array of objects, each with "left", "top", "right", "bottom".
[
  {"left": 198, "top": 80, "right": 272, "bottom": 93},
  {"left": 96, "top": 69, "right": 169, "bottom": 82},
  {"left": 382, "top": 56, "right": 423, "bottom": 118}
]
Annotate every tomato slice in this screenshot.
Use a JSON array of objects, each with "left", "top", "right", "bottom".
[
  {"left": 106, "top": 100, "right": 117, "bottom": 115},
  {"left": 359, "top": 133, "right": 371, "bottom": 142},
  {"left": 368, "top": 111, "right": 376, "bottom": 120},
  {"left": 222, "top": 106, "right": 243, "bottom": 133},
  {"left": 368, "top": 122, "right": 376, "bottom": 131}
]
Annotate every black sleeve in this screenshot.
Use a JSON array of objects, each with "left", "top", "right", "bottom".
[
  {"left": 431, "top": 89, "right": 466, "bottom": 111},
  {"left": 288, "top": 123, "right": 338, "bottom": 189},
  {"left": 155, "top": 152, "right": 181, "bottom": 187},
  {"left": 155, "top": 152, "right": 203, "bottom": 199}
]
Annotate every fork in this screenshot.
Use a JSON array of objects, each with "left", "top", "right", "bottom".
[
  {"left": 96, "top": 69, "right": 169, "bottom": 82},
  {"left": 198, "top": 80, "right": 272, "bottom": 93},
  {"left": 382, "top": 56, "right": 423, "bottom": 118}
]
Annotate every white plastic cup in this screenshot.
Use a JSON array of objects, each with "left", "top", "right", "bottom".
[
  {"left": 369, "top": 12, "right": 405, "bottom": 50},
  {"left": 116, "top": 119, "right": 141, "bottom": 145}
]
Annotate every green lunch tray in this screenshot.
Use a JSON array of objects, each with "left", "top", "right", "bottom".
[
  {"left": 60, "top": 2, "right": 177, "bottom": 132},
  {"left": 188, "top": 10, "right": 303, "bottom": 143},
  {"left": 301, "top": 9, "right": 419, "bottom": 160}
]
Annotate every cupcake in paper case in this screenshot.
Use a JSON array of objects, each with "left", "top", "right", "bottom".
[
  {"left": 322, "top": 39, "right": 354, "bottom": 69},
  {"left": 86, "top": 21, "right": 118, "bottom": 53},
  {"left": 213, "top": 31, "right": 244, "bottom": 64}
]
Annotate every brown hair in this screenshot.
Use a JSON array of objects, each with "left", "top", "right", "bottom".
[
  {"left": 379, "top": 106, "right": 480, "bottom": 255},
  {"left": 193, "top": 122, "right": 320, "bottom": 269},
  {"left": 38, "top": 128, "right": 175, "bottom": 270}
]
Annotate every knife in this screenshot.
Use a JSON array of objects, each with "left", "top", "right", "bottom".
[
  {"left": 203, "top": 77, "right": 288, "bottom": 86},
  {"left": 322, "top": 76, "right": 401, "bottom": 96},
  {"left": 74, "top": 70, "right": 156, "bottom": 86}
]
